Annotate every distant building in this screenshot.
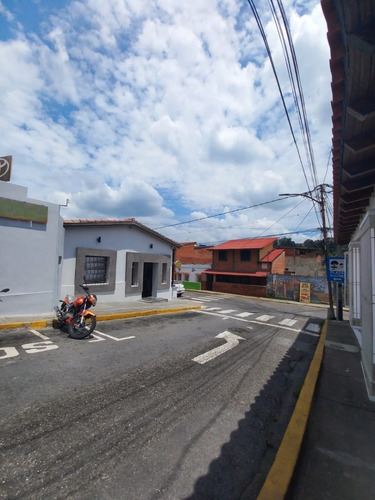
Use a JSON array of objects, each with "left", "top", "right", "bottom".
[
  {"left": 281, "top": 246, "right": 326, "bottom": 277},
  {"left": 201, "top": 237, "right": 284, "bottom": 297},
  {"left": 174, "top": 242, "right": 212, "bottom": 283}
]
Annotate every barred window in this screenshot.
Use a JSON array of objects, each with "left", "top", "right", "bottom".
[
  {"left": 131, "top": 262, "right": 139, "bottom": 286},
  {"left": 85, "top": 256, "right": 109, "bottom": 284},
  {"left": 162, "top": 263, "right": 167, "bottom": 284}
]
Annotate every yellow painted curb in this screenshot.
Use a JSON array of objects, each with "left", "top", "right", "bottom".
[
  {"left": 0, "top": 306, "right": 201, "bottom": 330},
  {"left": 256, "top": 320, "right": 327, "bottom": 500},
  {"left": 97, "top": 305, "right": 201, "bottom": 322}
]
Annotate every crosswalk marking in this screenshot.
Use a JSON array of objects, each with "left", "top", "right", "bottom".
[
  {"left": 305, "top": 323, "right": 321, "bottom": 333},
  {"left": 279, "top": 318, "right": 298, "bottom": 327},
  {"left": 256, "top": 315, "right": 275, "bottom": 322},
  {"left": 197, "top": 304, "right": 322, "bottom": 333},
  {"left": 236, "top": 312, "right": 254, "bottom": 318}
]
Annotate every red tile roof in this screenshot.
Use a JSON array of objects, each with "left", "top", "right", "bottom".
[
  {"left": 211, "top": 237, "right": 277, "bottom": 251},
  {"left": 260, "top": 248, "right": 284, "bottom": 262}
]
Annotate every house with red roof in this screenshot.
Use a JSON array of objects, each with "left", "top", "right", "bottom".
[{"left": 201, "top": 237, "right": 285, "bottom": 297}]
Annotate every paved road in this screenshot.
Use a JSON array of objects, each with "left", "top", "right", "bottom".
[{"left": 0, "top": 293, "right": 326, "bottom": 499}]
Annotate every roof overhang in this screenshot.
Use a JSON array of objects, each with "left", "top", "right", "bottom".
[
  {"left": 321, "top": 0, "right": 375, "bottom": 245},
  {"left": 202, "top": 270, "right": 268, "bottom": 278},
  {"left": 63, "top": 218, "right": 181, "bottom": 248}
]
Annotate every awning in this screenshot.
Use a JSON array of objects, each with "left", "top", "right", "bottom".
[{"left": 202, "top": 270, "right": 268, "bottom": 278}]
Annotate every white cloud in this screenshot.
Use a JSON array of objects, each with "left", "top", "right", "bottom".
[{"left": 0, "top": 0, "right": 332, "bottom": 244}]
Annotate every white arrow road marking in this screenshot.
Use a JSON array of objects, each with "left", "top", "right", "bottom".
[{"left": 192, "top": 331, "right": 245, "bottom": 365}]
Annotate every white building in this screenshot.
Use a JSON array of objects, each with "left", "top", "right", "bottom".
[
  {"left": 1, "top": 176, "right": 180, "bottom": 317},
  {"left": 62, "top": 219, "right": 180, "bottom": 303},
  {"left": 0, "top": 181, "right": 64, "bottom": 316}
]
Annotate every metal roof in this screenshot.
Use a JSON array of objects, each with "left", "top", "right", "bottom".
[{"left": 321, "top": 0, "right": 375, "bottom": 245}]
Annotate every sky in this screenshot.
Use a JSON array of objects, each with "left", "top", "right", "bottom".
[{"left": 0, "top": 0, "right": 333, "bottom": 245}]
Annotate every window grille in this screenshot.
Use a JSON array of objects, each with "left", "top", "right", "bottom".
[
  {"left": 85, "top": 256, "right": 108, "bottom": 284},
  {"left": 131, "top": 262, "right": 139, "bottom": 286}
]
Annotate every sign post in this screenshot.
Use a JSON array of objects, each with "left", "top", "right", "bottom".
[{"left": 327, "top": 257, "right": 345, "bottom": 320}]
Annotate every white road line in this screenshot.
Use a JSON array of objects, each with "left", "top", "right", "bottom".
[
  {"left": 93, "top": 330, "right": 135, "bottom": 341},
  {"left": 220, "top": 309, "right": 237, "bottom": 314},
  {"left": 29, "top": 329, "right": 50, "bottom": 340},
  {"left": 256, "top": 315, "right": 275, "bottom": 322},
  {"left": 236, "top": 312, "right": 254, "bottom": 318},
  {"left": 279, "top": 318, "right": 298, "bottom": 327},
  {"left": 201, "top": 307, "right": 222, "bottom": 311},
  {"left": 197, "top": 309, "right": 321, "bottom": 335}
]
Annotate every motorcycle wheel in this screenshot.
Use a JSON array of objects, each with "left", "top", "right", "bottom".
[{"left": 68, "top": 315, "right": 97, "bottom": 339}]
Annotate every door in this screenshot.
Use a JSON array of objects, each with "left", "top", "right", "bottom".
[{"left": 142, "top": 262, "right": 153, "bottom": 298}]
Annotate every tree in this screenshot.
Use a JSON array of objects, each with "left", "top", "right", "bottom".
[{"left": 275, "top": 237, "right": 296, "bottom": 248}]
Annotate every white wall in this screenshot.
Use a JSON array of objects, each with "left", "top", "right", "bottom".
[
  {"left": 62, "top": 224, "right": 174, "bottom": 302},
  {"left": 349, "top": 196, "right": 375, "bottom": 399},
  {"left": 0, "top": 182, "right": 64, "bottom": 316}
]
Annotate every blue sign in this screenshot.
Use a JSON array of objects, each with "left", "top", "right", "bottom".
[{"left": 327, "top": 257, "right": 345, "bottom": 282}]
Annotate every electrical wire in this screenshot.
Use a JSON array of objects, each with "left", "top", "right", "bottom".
[{"left": 153, "top": 196, "right": 286, "bottom": 229}]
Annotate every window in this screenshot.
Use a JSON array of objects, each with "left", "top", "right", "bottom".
[
  {"left": 162, "top": 263, "right": 167, "bottom": 284},
  {"left": 131, "top": 262, "right": 139, "bottom": 286},
  {"left": 85, "top": 256, "right": 108, "bottom": 284},
  {"left": 218, "top": 250, "right": 227, "bottom": 261},
  {"left": 241, "top": 250, "right": 251, "bottom": 261}
]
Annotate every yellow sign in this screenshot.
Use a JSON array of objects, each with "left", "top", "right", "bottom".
[
  {"left": 300, "top": 282, "right": 311, "bottom": 303},
  {"left": 175, "top": 260, "right": 181, "bottom": 269}
]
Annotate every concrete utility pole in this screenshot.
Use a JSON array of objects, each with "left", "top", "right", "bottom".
[{"left": 279, "top": 184, "right": 336, "bottom": 320}]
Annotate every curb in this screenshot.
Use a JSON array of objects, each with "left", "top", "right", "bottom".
[
  {"left": 0, "top": 305, "right": 201, "bottom": 331},
  {"left": 256, "top": 320, "right": 327, "bottom": 500}
]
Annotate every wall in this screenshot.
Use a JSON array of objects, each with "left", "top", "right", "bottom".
[
  {"left": 266, "top": 274, "right": 329, "bottom": 304},
  {"left": 271, "top": 252, "right": 285, "bottom": 275},
  {"left": 175, "top": 242, "right": 212, "bottom": 265},
  {"left": 212, "top": 249, "right": 259, "bottom": 272},
  {"left": 0, "top": 182, "right": 64, "bottom": 316},
  {"left": 212, "top": 281, "right": 267, "bottom": 297},
  {"left": 63, "top": 224, "right": 174, "bottom": 302},
  {"left": 349, "top": 205, "right": 375, "bottom": 399}
]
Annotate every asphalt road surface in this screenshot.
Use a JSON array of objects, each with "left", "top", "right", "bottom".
[{"left": 0, "top": 293, "right": 326, "bottom": 499}]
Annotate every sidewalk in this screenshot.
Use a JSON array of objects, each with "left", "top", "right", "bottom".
[
  {"left": 257, "top": 318, "right": 375, "bottom": 499},
  {"left": 0, "top": 297, "right": 200, "bottom": 329},
  {"left": 288, "top": 319, "right": 375, "bottom": 499}
]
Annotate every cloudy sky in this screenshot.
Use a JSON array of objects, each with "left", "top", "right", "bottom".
[{"left": 0, "top": 0, "right": 332, "bottom": 244}]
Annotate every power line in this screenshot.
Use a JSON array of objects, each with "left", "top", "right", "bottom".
[{"left": 153, "top": 197, "right": 286, "bottom": 229}]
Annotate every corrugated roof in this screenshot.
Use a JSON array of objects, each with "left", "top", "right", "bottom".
[
  {"left": 211, "top": 237, "right": 277, "bottom": 251},
  {"left": 63, "top": 218, "right": 181, "bottom": 247},
  {"left": 261, "top": 248, "right": 284, "bottom": 262}
]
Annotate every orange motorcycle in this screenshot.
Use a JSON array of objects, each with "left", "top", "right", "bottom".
[{"left": 54, "top": 284, "right": 97, "bottom": 339}]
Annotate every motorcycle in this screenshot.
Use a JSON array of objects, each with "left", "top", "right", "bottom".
[{"left": 54, "top": 284, "right": 97, "bottom": 339}]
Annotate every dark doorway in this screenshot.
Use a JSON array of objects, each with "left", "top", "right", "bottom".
[
  {"left": 142, "top": 262, "right": 153, "bottom": 298},
  {"left": 206, "top": 274, "right": 213, "bottom": 291}
]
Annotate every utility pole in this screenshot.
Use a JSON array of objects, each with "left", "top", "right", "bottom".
[{"left": 279, "top": 184, "right": 336, "bottom": 320}]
